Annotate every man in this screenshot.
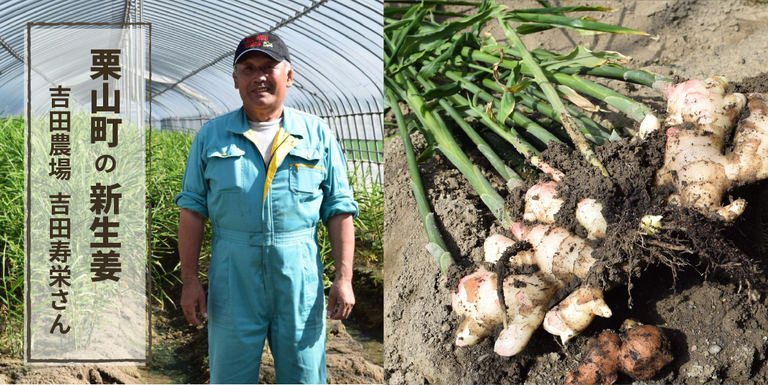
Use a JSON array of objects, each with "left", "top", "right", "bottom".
[{"left": 174, "top": 32, "right": 358, "bottom": 384}]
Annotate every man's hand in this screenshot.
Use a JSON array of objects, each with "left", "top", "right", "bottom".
[
  {"left": 327, "top": 278, "right": 355, "bottom": 320},
  {"left": 178, "top": 208, "right": 206, "bottom": 327},
  {"left": 181, "top": 277, "right": 207, "bottom": 326},
  {"left": 325, "top": 213, "right": 355, "bottom": 320}
]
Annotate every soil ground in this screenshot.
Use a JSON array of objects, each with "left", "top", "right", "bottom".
[
  {"left": 0, "top": 265, "right": 383, "bottom": 384},
  {"left": 384, "top": 0, "right": 768, "bottom": 383}
]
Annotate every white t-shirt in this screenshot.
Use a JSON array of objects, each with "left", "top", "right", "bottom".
[{"left": 246, "top": 118, "right": 281, "bottom": 165}]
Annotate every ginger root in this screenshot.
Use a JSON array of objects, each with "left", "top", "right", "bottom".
[
  {"left": 494, "top": 271, "right": 560, "bottom": 356},
  {"left": 654, "top": 76, "right": 768, "bottom": 221},
  {"left": 452, "top": 267, "right": 503, "bottom": 346},
  {"left": 451, "top": 264, "right": 560, "bottom": 356},
  {"left": 543, "top": 287, "right": 612, "bottom": 344},
  {"left": 565, "top": 323, "right": 673, "bottom": 385},
  {"left": 523, "top": 181, "right": 607, "bottom": 240},
  {"left": 510, "top": 222, "right": 596, "bottom": 281},
  {"left": 453, "top": 76, "right": 768, "bottom": 359},
  {"left": 565, "top": 330, "right": 623, "bottom": 385},
  {"left": 729, "top": 93, "right": 768, "bottom": 183},
  {"left": 523, "top": 180, "right": 564, "bottom": 223},
  {"left": 454, "top": 224, "right": 611, "bottom": 356},
  {"left": 618, "top": 324, "right": 674, "bottom": 380}
]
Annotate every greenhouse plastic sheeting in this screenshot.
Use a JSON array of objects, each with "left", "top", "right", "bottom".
[{"left": 1, "top": 0, "right": 382, "bottom": 119}]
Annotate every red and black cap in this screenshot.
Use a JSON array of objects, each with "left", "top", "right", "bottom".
[{"left": 233, "top": 32, "right": 291, "bottom": 66}]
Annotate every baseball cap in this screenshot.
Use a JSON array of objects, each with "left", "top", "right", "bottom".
[{"left": 233, "top": 32, "right": 291, "bottom": 66}]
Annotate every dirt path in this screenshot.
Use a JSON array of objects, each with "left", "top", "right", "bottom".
[{"left": 384, "top": 1, "right": 768, "bottom": 383}]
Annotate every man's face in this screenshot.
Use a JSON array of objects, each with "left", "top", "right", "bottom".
[{"left": 233, "top": 52, "right": 294, "bottom": 118}]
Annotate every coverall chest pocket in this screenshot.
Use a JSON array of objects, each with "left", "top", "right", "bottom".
[
  {"left": 288, "top": 147, "right": 325, "bottom": 194},
  {"left": 206, "top": 144, "right": 246, "bottom": 193}
]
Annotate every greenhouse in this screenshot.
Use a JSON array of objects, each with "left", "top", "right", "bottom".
[{"left": 0, "top": 0, "right": 383, "bottom": 184}]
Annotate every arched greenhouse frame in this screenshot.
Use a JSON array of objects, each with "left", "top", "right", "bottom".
[{"left": 0, "top": 0, "right": 384, "bottom": 186}]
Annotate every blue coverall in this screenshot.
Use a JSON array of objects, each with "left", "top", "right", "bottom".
[{"left": 174, "top": 106, "right": 358, "bottom": 384}]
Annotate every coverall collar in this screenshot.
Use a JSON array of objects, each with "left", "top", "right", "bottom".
[{"left": 229, "top": 106, "right": 305, "bottom": 139}]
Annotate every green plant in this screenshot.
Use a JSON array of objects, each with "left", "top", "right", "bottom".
[
  {"left": 0, "top": 116, "right": 24, "bottom": 357},
  {"left": 0, "top": 116, "right": 24, "bottom": 325},
  {"left": 317, "top": 173, "right": 384, "bottom": 288},
  {"left": 0, "top": 117, "right": 204, "bottom": 325},
  {"left": 316, "top": 223, "right": 333, "bottom": 289},
  {"left": 0, "top": 308, "right": 22, "bottom": 358},
  {"left": 147, "top": 129, "right": 213, "bottom": 307},
  {"left": 384, "top": 0, "right": 671, "bottom": 271},
  {"left": 349, "top": 175, "right": 384, "bottom": 268}
]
